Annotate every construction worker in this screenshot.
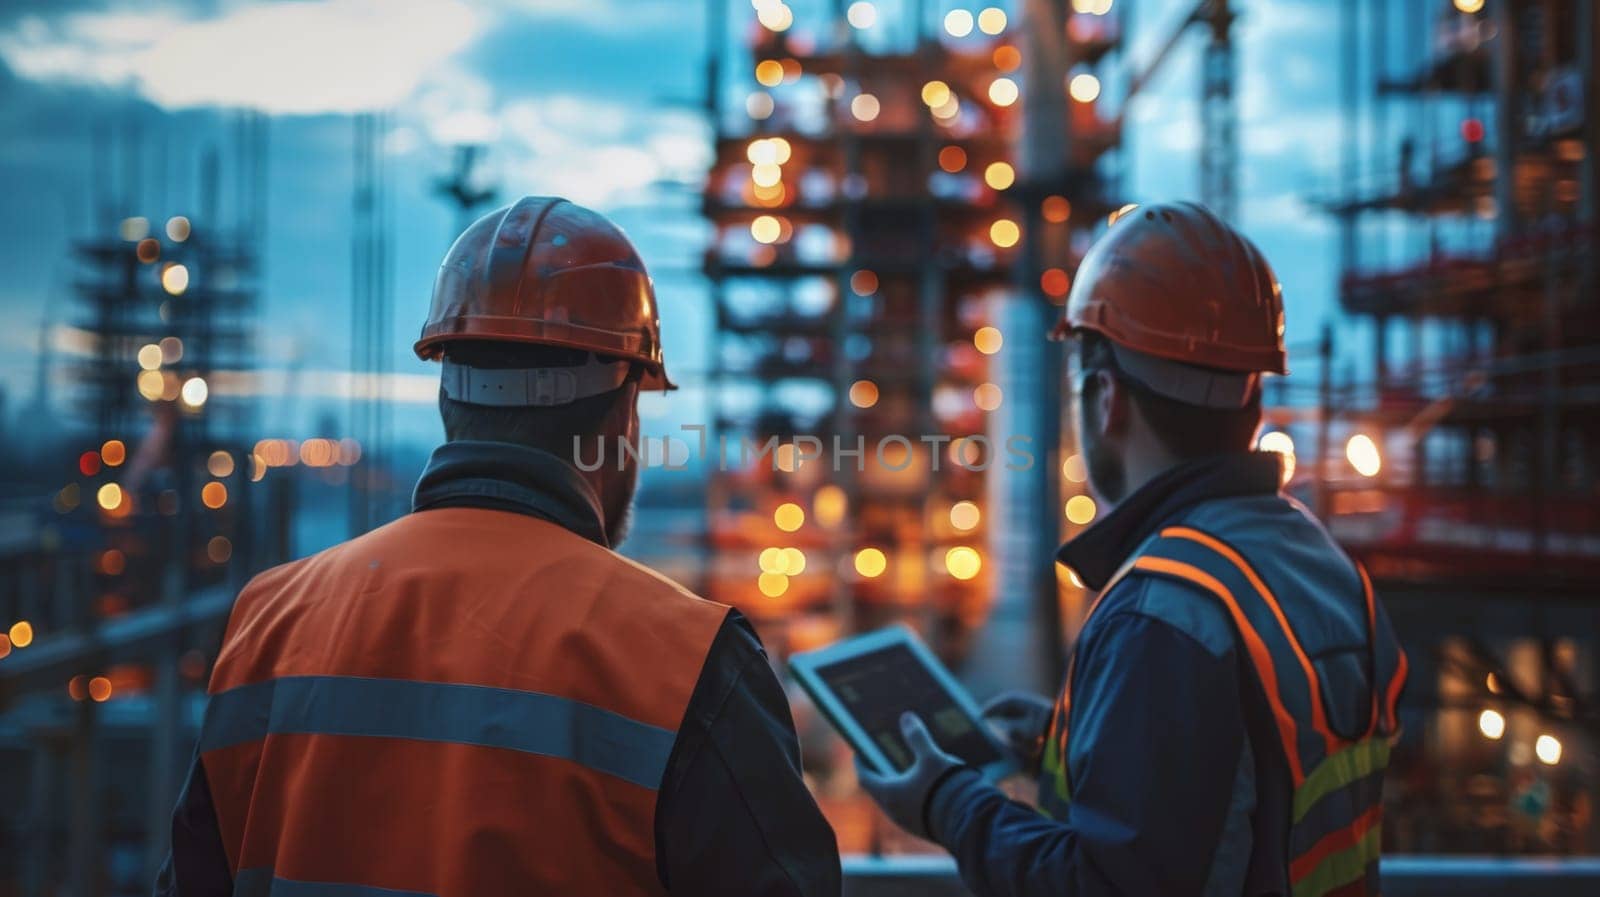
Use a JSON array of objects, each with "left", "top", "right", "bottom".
[
  {"left": 156, "top": 197, "right": 840, "bottom": 896},
  {"left": 857, "top": 203, "right": 1408, "bottom": 897}
]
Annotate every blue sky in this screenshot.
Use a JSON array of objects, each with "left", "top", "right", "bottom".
[{"left": 0, "top": 0, "right": 1355, "bottom": 451}]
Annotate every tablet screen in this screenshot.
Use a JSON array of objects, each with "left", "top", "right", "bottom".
[{"left": 815, "top": 643, "right": 1002, "bottom": 772}]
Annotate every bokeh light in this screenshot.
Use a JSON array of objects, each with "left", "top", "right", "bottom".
[
  {"left": 1347, "top": 433, "right": 1382, "bottom": 477},
  {"left": 854, "top": 547, "right": 887, "bottom": 578},
  {"left": 984, "top": 161, "right": 1015, "bottom": 190},
  {"left": 1069, "top": 73, "right": 1101, "bottom": 103},
  {"left": 774, "top": 502, "right": 805, "bottom": 532},
  {"left": 977, "top": 7, "right": 1007, "bottom": 34},
  {"left": 989, "top": 218, "right": 1020, "bottom": 248},
  {"left": 945, "top": 546, "right": 982, "bottom": 580},
  {"left": 1065, "top": 494, "right": 1098, "bottom": 524},
  {"left": 847, "top": 0, "right": 877, "bottom": 29},
  {"left": 973, "top": 326, "right": 1003, "bottom": 355},
  {"left": 949, "top": 501, "right": 980, "bottom": 531}
]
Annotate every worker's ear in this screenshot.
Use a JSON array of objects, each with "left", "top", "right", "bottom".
[{"left": 1090, "top": 369, "right": 1128, "bottom": 440}]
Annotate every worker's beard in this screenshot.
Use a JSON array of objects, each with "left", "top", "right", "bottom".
[
  {"left": 1084, "top": 435, "right": 1127, "bottom": 506},
  {"left": 1078, "top": 388, "right": 1127, "bottom": 506},
  {"left": 603, "top": 463, "right": 639, "bottom": 547}
]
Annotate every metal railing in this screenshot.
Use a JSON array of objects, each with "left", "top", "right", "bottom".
[{"left": 840, "top": 854, "right": 1600, "bottom": 897}]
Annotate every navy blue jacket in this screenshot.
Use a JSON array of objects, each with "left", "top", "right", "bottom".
[
  {"left": 157, "top": 440, "right": 841, "bottom": 897},
  {"left": 927, "top": 452, "right": 1374, "bottom": 897}
]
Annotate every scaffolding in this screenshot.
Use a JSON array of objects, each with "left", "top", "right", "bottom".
[
  {"left": 0, "top": 115, "right": 286, "bottom": 895},
  {"left": 1318, "top": 0, "right": 1598, "bottom": 855},
  {"left": 700, "top": 0, "right": 1130, "bottom": 852}
]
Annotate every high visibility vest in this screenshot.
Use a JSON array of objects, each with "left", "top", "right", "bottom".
[
  {"left": 1040, "top": 525, "right": 1408, "bottom": 897},
  {"left": 198, "top": 507, "right": 730, "bottom": 896}
]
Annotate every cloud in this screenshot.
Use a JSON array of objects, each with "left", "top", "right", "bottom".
[
  {"left": 493, "top": 97, "right": 709, "bottom": 209},
  {"left": 0, "top": 0, "right": 712, "bottom": 210},
  {"left": 0, "top": 0, "right": 482, "bottom": 113}
]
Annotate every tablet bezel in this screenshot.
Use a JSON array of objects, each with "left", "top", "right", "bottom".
[{"left": 790, "top": 624, "right": 1019, "bottom": 781}]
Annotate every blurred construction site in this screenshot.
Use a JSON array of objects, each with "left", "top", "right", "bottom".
[{"left": 0, "top": 0, "right": 1595, "bottom": 894}]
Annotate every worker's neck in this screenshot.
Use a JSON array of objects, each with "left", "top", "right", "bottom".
[{"left": 1116, "top": 437, "right": 1187, "bottom": 506}]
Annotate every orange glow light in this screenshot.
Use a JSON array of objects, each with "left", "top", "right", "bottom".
[
  {"left": 849, "top": 380, "right": 880, "bottom": 409},
  {"left": 1042, "top": 195, "right": 1072, "bottom": 223},
  {"left": 202, "top": 481, "right": 228, "bottom": 509},
  {"left": 755, "top": 60, "right": 784, "bottom": 87},
  {"left": 814, "top": 485, "right": 847, "bottom": 528},
  {"left": 850, "top": 269, "right": 879, "bottom": 295},
  {"left": 1041, "top": 268, "right": 1071, "bottom": 298},
  {"left": 89, "top": 676, "right": 113, "bottom": 702}
]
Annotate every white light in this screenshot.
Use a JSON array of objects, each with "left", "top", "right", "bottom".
[
  {"left": 847, "top": 1, "right": 877, "bottom": 29},
  {"left": 137, "top": 343, "right": 163, "bottom": 371},
  {"left": 1346, "top": 433, "right": 1382, "bottom": 477},
  {"left": 1535, "top": 734, "right": 1562, "bottom": 765},
  {"left": 752, "top": 163, "right": 783, "bottom": 187},
  {"left": 988, "top": 77, "right": 1019, "bottom": 106},
  {"left": 750, "top": 215, "right": 782, "bottom": 244},
  {"left": 757, "top": 2, "right": 793, "bottom": 31},
  {"left": 944, "top": 9, "right": 974, "bottom": 37},
  {"left": 162, "top": 263, "right": 190, "bottom": 296},
  {"left": 1258, "top": 431, "right": 1296, "bottom": 483},
  {"left": 1068, "top": 73, "right": 1101, "bottom": 103},
  {"left": 977, "top": 7, "right": 1007, "bottom": 34},
  {"left": 181, "top": 376, "right": 209, "bottom": 408},
  {"left": 746, "top": 92, "right": 775, "bottom": 120},
  {"left": 931, "top": 95, "right": 960, "bottom": 121},
  {"left": 851, "top": 93, "right": 880, "bottom": 122},
  {"left": 1478, "top": 708, "right": 1505, "bottom": 740}
]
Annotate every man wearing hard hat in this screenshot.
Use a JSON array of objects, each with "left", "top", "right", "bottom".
[
  {"left": 858, "top": 203, "right": 1408, "bottom": 897},
  {"left": 158, "top": 198, "right": 840, "bottom": 896}
]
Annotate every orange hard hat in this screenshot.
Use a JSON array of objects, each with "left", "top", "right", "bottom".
[
  {"left": 416, "top": 196, "right": 674, "bottom": 391},
  {"left": 1053, "top": 202, "right": 1286, "bottom": 378}
]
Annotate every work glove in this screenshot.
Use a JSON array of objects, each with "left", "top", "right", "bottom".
[
  {"left": 855, "top": 712, "right": 970, "bottom": 841},
  {"left": 981, "top": 690, "right": 1054, "bottom": 776}
]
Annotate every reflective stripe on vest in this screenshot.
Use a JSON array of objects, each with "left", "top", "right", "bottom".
[
  {"left": 1040, "top": 526, "right": 1406, "bottom": 897},
  {"left": 200, "top": 676, "right": 677, "bottom": 789},
  {"left": 200, "top": 507, "right": 730, "bottom": 897}
]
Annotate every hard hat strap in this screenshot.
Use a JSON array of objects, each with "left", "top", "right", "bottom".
[
  {"left": 441, "top": 356, "right": 631, "bottom": 407},
  {"left": 1109, "top": 343, "right": 1260, "bottom": 410}
]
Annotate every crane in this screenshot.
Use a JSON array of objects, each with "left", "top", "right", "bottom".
[{"left": 1113, "top": 0, "right": 1237, "bottom": 221}]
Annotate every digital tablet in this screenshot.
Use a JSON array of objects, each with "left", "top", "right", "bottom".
[{"left": 790, "top": 625, "right": 1018, "bottom": 780}]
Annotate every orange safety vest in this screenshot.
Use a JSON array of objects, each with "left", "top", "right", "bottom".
[
  {"left": 198, "top": 507, "right": 730, "bottom": 896},
  {"left": 1041, "top": 525, "right": 1408, "bottom": 897}
]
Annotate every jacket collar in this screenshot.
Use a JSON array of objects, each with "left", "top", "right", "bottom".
[
  {"left": 1056, "top": 451, "right": 1283, "bottom": 590},
  {"left": 412, "top": 440, "right": 610, "bottom": 548}
]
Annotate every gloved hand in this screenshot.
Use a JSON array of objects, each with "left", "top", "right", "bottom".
[
  {"left": 981, "top": 691, "right": 1054, "bottom": 776},
  {"left": 855, "top": 712, "right": 970, "bottom": 840}
]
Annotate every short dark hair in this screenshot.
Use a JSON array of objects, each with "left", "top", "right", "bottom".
[
  {"left": 437, "top": 342, "right": 638, "bottom": 452},
  {"left": 1078, "top": 331, "right": 1261, "bottom": 459}
]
